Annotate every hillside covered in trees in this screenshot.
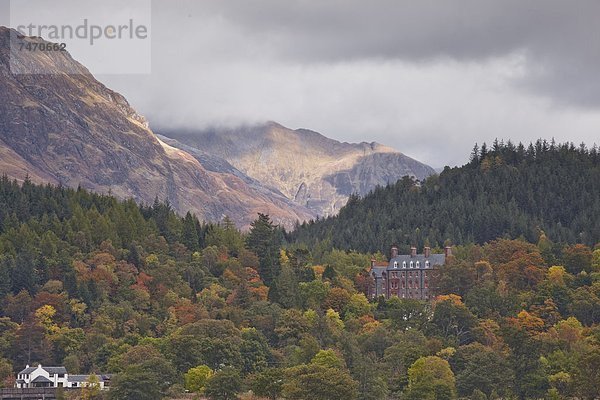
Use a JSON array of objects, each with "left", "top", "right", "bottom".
[
  {"left": 0, "top": 176, "right": 599, "bottom": 400},
  {"left": 291, "top": 140, "right": 600, "bottom": 254}
]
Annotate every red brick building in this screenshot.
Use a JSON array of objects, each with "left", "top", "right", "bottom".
[{"left": 368, "top": 245, "right": 451, "bottom": 300}]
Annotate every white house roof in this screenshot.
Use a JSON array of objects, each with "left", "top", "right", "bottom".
[
  {"left": 31, "top": 376, "right": 53, "bottom": 383},
  {"left": 18, "top": 366, "right": 68, "bottom": 375},
  {"left": 44, "top": 367, "right": 67, "bottom": 374},
  {"left": 68, "top": 374, "right": 105, "bottom": 383}
]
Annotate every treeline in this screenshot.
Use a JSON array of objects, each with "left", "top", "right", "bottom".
[
  {"left": 0, "top": 176, "right": 599, "bottom": 400},
  {"left": 290, "top": 140, "right": 600, "bottom": 254}
]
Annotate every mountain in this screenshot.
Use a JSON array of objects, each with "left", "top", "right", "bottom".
[
  {"left": 291, "top": 140, "right": 600, "bottom": 254},
  {"left": 0, "top": 27, "right": 313, "bottom": 228},
  {"left": 160, "top": 122, "right": 436, "bottom": 216}
]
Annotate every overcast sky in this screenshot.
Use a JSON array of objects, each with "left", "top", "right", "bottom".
[{"left": 2, "top": 0, "right": 600, "bottom": 167}]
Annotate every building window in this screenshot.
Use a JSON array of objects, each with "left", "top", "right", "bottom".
[
  {"left": 410, "top": 261, "right": 413, "bottom": 268},
  {"left": 425, "top": 261, "right": 430, "bottom": 268},
  {"left": 394, "top": 261, "right": 398, "bottom": 268},
  {"left": 416, "top": 261, "right": 420, "bottom": 268},
  {"left": 402, "top": 261, "right": 406, "bottom": 268}
]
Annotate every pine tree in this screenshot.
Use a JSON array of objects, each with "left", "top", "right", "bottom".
[
  {"left": 247, "top": 214, "right": 281, "bottom": 285},
  {"left": 182, "top": 212, "right": 200, "bottom": 251}
]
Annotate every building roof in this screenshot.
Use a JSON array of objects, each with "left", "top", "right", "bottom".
[
  {"left": 31, "top": 375, "right": 52, "bottom": 383},
  {"left": 18, "top": 365, "right": 68, "bottom": 375},
  {"left": 388, "top": 254, "right": 445, "bottom": 270},
  {"left": 371, "top": 266, "right": 387, "bottom": 278},
  {"left": 69, "top": 374, "right": 104, "bottom": 383},
  {"left": 44, "top": 367, "right": 67, "bottom": 374},
  {"left": 371, "top": 253, "right": 445, "bottom": 278}
]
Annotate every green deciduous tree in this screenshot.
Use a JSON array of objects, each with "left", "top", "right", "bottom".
[
  {"left": 240, "top": 328, "right": 271, "bottom": 374},
  {"left": 572, "top": 347, "right": 600, "bottom": 400},
  {"left": 311, "top": 349, "right": 345, "bottom": 369},
  {"left": 432, "top": 296, "right": 477, "bottom": 345},
  {"left": 110, "top": 365, "right": 163, "bottom": 400},
  {"left": 249, "top": 368, "right": 284, "bottom": 400},
  {"left": 450, "top": 343, "right": 514, "bottom": 398},
  {"left": 282, "top": 364, "right": 358, "bottom": 400},
  {"left": 109, "top": 345, "right": 177, "bottom": 400},
  {"left": 184, "top": 365, "right": 213, "bottom": 393},
  {"left": 204, "top": 367, "right": 243, "bottom": 400},
  {"left": 404, "top": 356, "right": 457, "bottom": 400},
  {"left": 562, "top": 244, "right": 593, "bottom": 274}
]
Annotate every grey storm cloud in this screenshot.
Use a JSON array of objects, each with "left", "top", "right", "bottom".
[
  {"left": 1, "top": 0, "right": 599, "bottom": 166},
  {"left": 191, "top": 0, "right": 600, "bottom": 106}
]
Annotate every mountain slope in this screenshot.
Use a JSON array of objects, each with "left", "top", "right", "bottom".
[
  {"left": 161, "top": 122, "right": 436, "bottom": 216},
  {"left": 0, "top": 27, "right": 314, "bottom": 228},
  {"left": 291, "top": 140, "right": 600, "bottom": 253}
]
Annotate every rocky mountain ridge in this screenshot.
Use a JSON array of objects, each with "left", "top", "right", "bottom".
[
  {"left": 0, "top": 26, "right": 435, "bottom": 227},
  {"left": 161, "top": 122, "right": 436, "bottom": 216},
  {"left": 0, "top": 27, "right": 313, "bottom": 229}
]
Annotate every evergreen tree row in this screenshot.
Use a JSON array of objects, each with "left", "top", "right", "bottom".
[{"left": 290, "top": 139, "right": 600, "bottom": 254}]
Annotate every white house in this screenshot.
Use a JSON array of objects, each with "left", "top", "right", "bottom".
[
  {"left": 67, "top": 374, "right": 110, "bottom": 390},
  {"left": 16, "top": 365, "right": 68, "bottom": 388},
  {"left": 15, "top": 365, "right": 110, "bottom": 390}
]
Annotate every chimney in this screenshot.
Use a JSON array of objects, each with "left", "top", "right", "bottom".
[
  {"left": 391, "top": 245, "right": 398, "bottom": 258},
  {"left": 444, "top": 246, "right": 452, "bottom": 258},
  {"left": 424, "top": 247, "right": 431, "bottom": 258},
  {"left": 411, "top": 246, "right": 417, "bottom": 257}
]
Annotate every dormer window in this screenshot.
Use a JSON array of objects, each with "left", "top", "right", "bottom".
[
  {"left": 402, "top": 261, "right": 406, "bottom": 269},
  {"left": 410, "top": 261, "right": 414, "bottom": 268},
  {"left": 393, "top": 261, "right": 398, "bottom": 269},
  {"left": 425, "top": 261, "right": 430, "bottom": 268},
  {"left": 416, "top": 261, "right": 420, "bottom": 268}
]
